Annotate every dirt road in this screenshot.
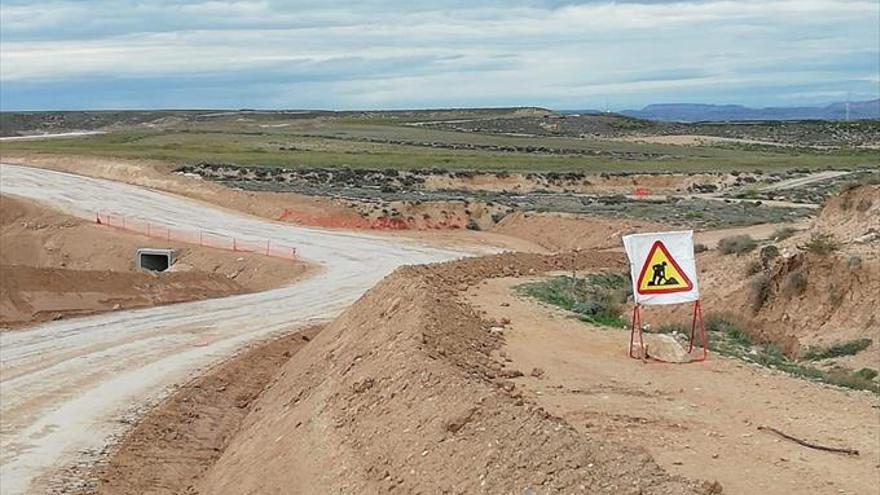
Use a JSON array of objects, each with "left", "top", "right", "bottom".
[
  {"left": 0, "top": 164, "right": 473, "bottom": 494},
  {"left": 759, "top": 170, "right": 852, "bottom": 192},
  {"left": 0, "top": 131, "right": 105, "bottom": 142}
]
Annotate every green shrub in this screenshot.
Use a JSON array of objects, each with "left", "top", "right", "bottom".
[
  {"left": 718, "top": 235, "right": 757, "bottom": 255},
  {"left": 801, "top": 338, "right": 872, "bottom": 361},
  {"left": 855, "top": 368, "right": 879, "bottom": 381},
  {"left": 759, "top": 245, "right": 780, "bottom": 263},
  {"left": 705, "top": 314, "right": 752, "bottom": 346},
  {"left": 802, "top": 232, "right": 840, "bottom": 255},
  {"left": 517, "top": 273, "right": 629, "bottom": 328},
  {"left": 693, "top": 243, "right": 708, "bottom": 254}
]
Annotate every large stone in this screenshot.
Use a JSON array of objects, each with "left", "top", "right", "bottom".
[{"left": 631, "top": 334, "right": 691, "bottom": 363}]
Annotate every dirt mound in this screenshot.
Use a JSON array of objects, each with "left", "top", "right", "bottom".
[
  {"left": 0, "top": 195, "right": 310, "bottom": 327},
  {"left": 493, "top": 211, "right": 665, "bottom": 252},
  {"left": 280, "top": 199, "right": 505, "bottom": 231},
  {"left": 89, "top": 326, "right": 323, "bottom": 495},
  {"left": 811, "top": 184, "right": 879, "bottom": 252},
  {"left": 196, "top": 252, "right": 699, "bottom": 494},
  {"left": 747, "top": 252, "right": 879, "bottom": 354}
]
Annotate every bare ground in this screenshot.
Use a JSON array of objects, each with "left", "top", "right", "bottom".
[
  {"left": 1, "top": 153, "right": 535, "bottom": 252},
  {"left": 0, "top": 195, "right": 311, "bottom": 328},
  {"left": 467, "top": 276, "right": 879, "bottom": 495},
  {"left": 87, "top": 326, "right": 324, "bottom": 495},
  {"left": 82, "top": 245, "right": 879, "bottom": 494},
  {"left": 88, "top": 251, "right": 711, "bottom": 494}
]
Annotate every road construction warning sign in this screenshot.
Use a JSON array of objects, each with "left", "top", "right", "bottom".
[
  {"left": 622, "top": 231, "right": 700, "bottom": 305},
  {"left": 636, "top": 241, "right": 693, "bottom": 294}
]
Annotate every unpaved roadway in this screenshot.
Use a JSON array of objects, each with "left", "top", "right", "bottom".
[
  {"left": 0, "top": 164, "right": 472, "bottom": 494},
  {"left": 0, "top": 131, "right": 105, "bottom": 142},
  {"left": 759, "top": 170, "right": 851, "bottom": 192}
]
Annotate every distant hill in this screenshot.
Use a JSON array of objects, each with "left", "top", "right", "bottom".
[{"left": 617, "top": 99, "right": 880, "bottom": 122}]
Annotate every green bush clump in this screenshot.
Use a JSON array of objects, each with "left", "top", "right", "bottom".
[
  {"left": 801, "top": 338, "right": 872, "bottom": 361},
  {"left": 518, "top": 273, "right": 629, "bottom": 327},
  {"left": 802, "top": 232, "right": 840, "bottom": 255},
  {"left": 760, "top": 244, "right": 780, "bottom": 263},
  {"left": 718, "top": 235, "right": 757, "bottom": 255},
  {"left": 705, "top": 314, "right": 752, "bottom": 346},
  {"left": 855, "top": 368, "right": 878, "bottom": 381}
]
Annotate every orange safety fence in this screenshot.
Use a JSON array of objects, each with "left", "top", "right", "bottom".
[{"left": 95, "top": 212, "right": 297, "bottom": 261}]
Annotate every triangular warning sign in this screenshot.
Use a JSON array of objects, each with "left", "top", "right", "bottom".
[{"left": 636, "top": 241, "right": 694, "bottom": 295}]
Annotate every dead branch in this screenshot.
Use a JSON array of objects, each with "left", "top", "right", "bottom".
[{"left": 758, "top": 426, "right": 859, "bottom": 456}]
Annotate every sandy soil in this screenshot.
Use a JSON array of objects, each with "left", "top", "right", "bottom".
[
  {"left": 1, "top": 152, "right": 361, "bottom": 229},
  {"left": 468, "top": 276, "right": 879, "bottom": 495},
  {"left": 1, "top": 153, "right": 535, "bottom": 252},
  {"left": 612, "top": 185, "right": 880, "bottom": 359},
  {"left": 86, "top": 325, "right": 324, "bottom": 495},
  {"left": 89, "top": 245, "right": 878, "bottom": 494},
  {"left": 423, "top": 170, "right": 728, "bottom": 195},
  {"left": 491, "top": 210, "right": 802, "bottom": 253},
  {"left": 2, "top": 153, "right": 876, "bottom": 494},
  {"left": 492, "top": 211, "right": 667, "bottom": 252},
  {"left": 197, "top": 252, "right": 702, "bottom": 494},
  {"left": 811, "top": 183, "right": 880, "bottom": 257},
  {"left": 0, "top": 195, "right": 311, "bottom": 328},
  {"left": 0, "top": 163, "right": 468, "bottom": 495}
]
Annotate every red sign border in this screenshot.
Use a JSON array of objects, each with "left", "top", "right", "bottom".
[{"left": 635, "top": 240, "right": 694, "bottom": 295}]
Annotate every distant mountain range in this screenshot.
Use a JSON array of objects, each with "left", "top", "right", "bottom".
[{"left": 609, "top": 99, "right": 879, "bottom": 122}]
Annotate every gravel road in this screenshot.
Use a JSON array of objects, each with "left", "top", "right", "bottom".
[{"left": 0, "top": 164, "right": 472, "bottom": 494}]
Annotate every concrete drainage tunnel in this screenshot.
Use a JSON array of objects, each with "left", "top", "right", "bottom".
[{"left": 137, "top": 248, "right": 177, "bottom": 272}]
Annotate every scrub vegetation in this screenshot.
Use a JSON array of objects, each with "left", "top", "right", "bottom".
[
  {"left": 2, "top": 109, "right": 877, "bottom": 173},
  {"left": 516, "top": 273, "right": 630, "bottom": 327},
  {"left": 519, "top": 277, "right": 878, "bottom": 393}
]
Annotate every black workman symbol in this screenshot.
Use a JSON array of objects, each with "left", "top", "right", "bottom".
[{"left": 649, "top": 261, "right": 667, "bottom": 286}]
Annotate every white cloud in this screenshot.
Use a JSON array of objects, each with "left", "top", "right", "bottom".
[{"left": 0, "top": 0, "right": 877, "bottom": 108}]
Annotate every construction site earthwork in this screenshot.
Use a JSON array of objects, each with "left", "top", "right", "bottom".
[{"left": 0, "top": 109, "right": 878, "bottom": 495}]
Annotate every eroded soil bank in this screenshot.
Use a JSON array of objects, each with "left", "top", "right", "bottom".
[
  {"left": 91, "top": 251, "right": 707, "bottom": 494},
  {"left": 86, "top": 326, "right": 324, "bottom": 495},
  {"left": 0, "top": 195, "right": 311, "bottom": 328}
]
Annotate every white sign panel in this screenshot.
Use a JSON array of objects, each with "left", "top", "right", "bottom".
[{"left": 622, "top": 230, "right": 700, "bottom": 306}]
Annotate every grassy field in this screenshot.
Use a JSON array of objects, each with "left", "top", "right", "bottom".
[{"left": 1, "top": 112, "right": 878, "bottom": 172}]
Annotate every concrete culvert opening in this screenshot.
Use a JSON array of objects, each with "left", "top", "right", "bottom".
[{"left": 137, "top": 248, "right": 177, "bottom": 272}]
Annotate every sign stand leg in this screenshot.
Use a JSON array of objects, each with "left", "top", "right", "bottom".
[
  {"left": 688, "top": 300, "right": 709, "bottom": 362},
  {"left": 629, "top": 304, "right": 645, "bottom": 360}
]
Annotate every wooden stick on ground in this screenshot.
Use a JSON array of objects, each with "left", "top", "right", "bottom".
[{"left": 758, "top": 426, "right": 860, "bottom": 456}]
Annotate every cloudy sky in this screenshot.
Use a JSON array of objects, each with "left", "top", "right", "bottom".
[{"left": 1, "top": 0, "right": 878, "bottom": 110}]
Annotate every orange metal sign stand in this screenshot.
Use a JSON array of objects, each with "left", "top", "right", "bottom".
[{"left": 629, "top": 300, "right": 708, "bottom": 363}]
